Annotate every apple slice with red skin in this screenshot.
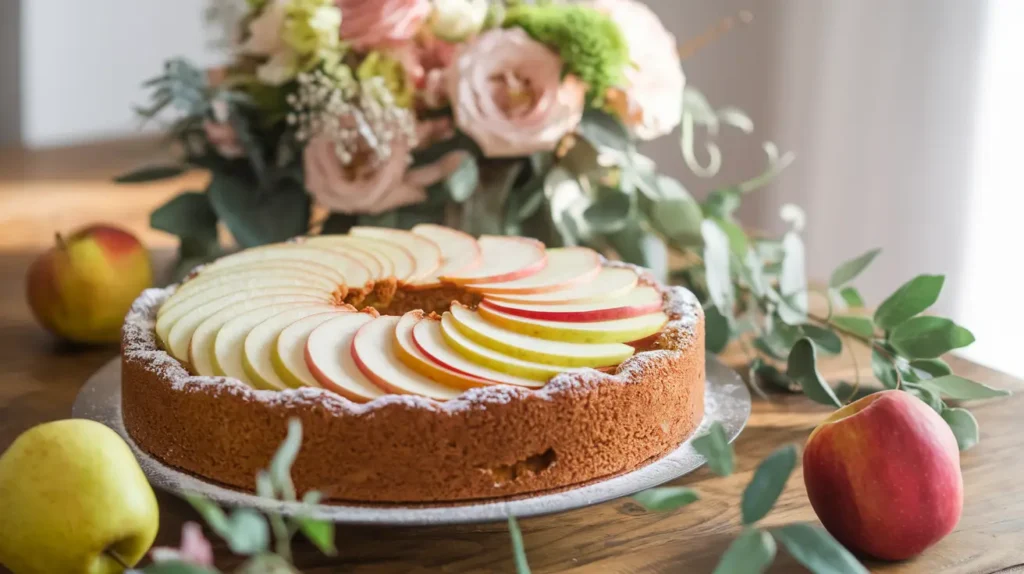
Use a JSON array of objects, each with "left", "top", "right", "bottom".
[
  {"left": 199, "top": 244, "right": 374, "bottom": 293},
  {"left": 477, "top": 304, "right": 669, "bottom": 344},
  {"left": 305, "top": 235, "right": 412, "bottom": 280},
  {"left": 409, "top": 315, "right": 545, "bottom": 388},
  {"left": 467, "top": 247, "right": 601, "bottom": 295},
  {"left": 350, "top": 227, "right": 443, "bottom": 284},
  {"left": 481, "top": 285, "right": 663, "bottom": 322},
  {"left": 440, "top": 236, "right": 547, "bottom": 285},
  {"left": 305, "top": 313, "right": 384, "bottom": 402},
  {"left": 408, "top": 224, "right": 482, "bottom": 288},
  {"left": 482, "top": 266, "right": 639, "bottom": 306},
  {"left": 392, "top": 312, "right": 493, "bottom": 390},
  {"left": 351, "top": 316, "right": 462, "bottom": 400}
]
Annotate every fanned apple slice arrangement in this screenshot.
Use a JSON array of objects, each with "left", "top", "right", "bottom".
[{"left": 156, "top": 225, "right": 669, "bottom": 401}]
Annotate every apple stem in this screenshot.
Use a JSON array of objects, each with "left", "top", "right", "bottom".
[
  {"left": 104, "top": 548, "right": 130, "bottom": 569},
  {"left": 54, "top": 232, "right": 68, "bottom": 251}
]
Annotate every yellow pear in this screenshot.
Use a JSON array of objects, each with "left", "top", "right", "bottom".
[{"left": 0, "top": 420, "right": 159, "bottom": 574}]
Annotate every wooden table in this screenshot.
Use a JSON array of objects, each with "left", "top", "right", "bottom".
[{"left": 1, "top": 141, "right": 1023, "bottom": 573}]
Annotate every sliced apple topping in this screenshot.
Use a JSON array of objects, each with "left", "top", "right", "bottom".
[
  {"left": 161, "top": 287, "right": 328, "bottom": 361},
  {"left": 297, "top": 238, "right": 384, "bottom": 279},
  {"left": 351, "top": 316, "right": 462, "bottom": 400},
  {"left": 305, "top": 313, "right": 384, "bottom": 402},
  {"left": 274, "top": 311, "right": 349, "bottom": 388},
  {"left": 393, "top": 312, "right": 492, "bottom": 390},
  {"left": 167, "top": 260, "right": 345, "bottom": 307},
  {"left": 199, "top": 244, "right": 374, "bottom": 293},
  {"left": 350, "top": 227, "right": 443, "bottom": 283},
  {"left": 412, "top": 316, "right": 545, "bottom": 388},
  {"left": 408, "top": 224, "right": 482, "bottom": 287},
  {"left": 440, "top": 236, "right": 547, "bottom": 285},
  {"left": 243, "top": 307, "right": 341, "bottom": 390},
  {"left": 160, "top": 273, "right": 340, "bottom": 320},
  {"left": 477, "top": 304, "right": 669, "bottom": 344},
  {"left": 305, "top": 235, "right": 410, "bottom": 280},
  {"left": 481, "top": 286, "right": 663, "bottom": 322},
  {"left": 467, "top": 247, "right": 601, "bottom": 295},
  {"left": 447, "top": 304, "right": 634, "bottom": 367},
  {"left": 483, "top": 266, "right": 639, "bottom": 305},
  {"left": 188, "top": 296, "right": 327, "bottom": 377},
  {"left": 439, "top": 313, "right": 568, "bottom": 381},
  {"left": 213, "top": 304, "right": 329, "bottom": 388}
]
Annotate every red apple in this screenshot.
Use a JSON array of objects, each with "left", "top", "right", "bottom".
[
  {"left": 26, "top": 225, "right": 152, "bottom": 343},
  {"left": 803, "top": 390, "right": 963, "bottom": 561}
]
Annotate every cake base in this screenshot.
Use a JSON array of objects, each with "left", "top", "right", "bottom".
[{"left": 74, "top": 356, "right": 750, "bottom": 525}]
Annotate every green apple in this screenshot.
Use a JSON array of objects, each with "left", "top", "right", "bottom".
[{"left": 0, "top": 419, "right": 159, "bottom": 574}]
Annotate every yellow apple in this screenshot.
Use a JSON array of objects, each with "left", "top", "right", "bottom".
[
  {"left": 26, "top": 225, "right": 152, "bottom": 344},
  {"left": 0, "top": 419, "right": 159, "bottom": 574}
]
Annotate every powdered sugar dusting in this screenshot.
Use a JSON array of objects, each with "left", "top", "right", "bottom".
[{"left": 122, "top": 265, "right": 702, "bottom": 415}]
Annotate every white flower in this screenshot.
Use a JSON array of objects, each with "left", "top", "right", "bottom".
[
  {"left": 591, "top": 0, "right": 685, "bottom": 140},
  {"left": 241, "top": 0, "right": 288, "bottom": 56},
  {"left": 429, "top": 0, "right": 489, "bottom": 42}
]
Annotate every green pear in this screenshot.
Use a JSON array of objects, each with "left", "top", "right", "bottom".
[{"left": 0, "top": 419, "right": 160, "bottom": 574}]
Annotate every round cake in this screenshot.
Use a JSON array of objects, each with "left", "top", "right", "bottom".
[{"left": 121, "top": 225, "right": 705, "bottom": 503}]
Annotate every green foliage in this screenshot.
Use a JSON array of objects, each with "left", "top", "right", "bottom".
[
  {"left": 889, "top": 317, "right": 975, "bottom": 359},
  {"left": 741, "top": 445, "right": 797, "bottom": 524},
  {"left": 787, "top": 340, "right": 841, "bottom": 408},
  {"left": 704, "top": 304, "right": 731, "bottom": 354},
  {"left": 873, "top": 275, "right": 945, "bottom": 330},
  {"left": 116, "top": 165, "right": 188, "bottom": 183},
  {"left": 713, "top": 528, "right": 776, "bottom": 574},
  {"left": 771, "top": 523, "right": 868, "bottom": 574},
  {"left": 830, "top": 316, "right": 875, "bottom": 339},
  {"left": 507, "top": 515, "right": 532, "bottom": 574},
  {"left": 633, "top": 486, "right": 700, "bottom": 512},
  {"left": 918, "top": 375, "right": 1011, "bottom": 400},
  {"left": 942, "top": 407, "right": 980, "bottom": 450},
  {"left": 504, "top": 3, "right": 629, "bottom": 105},
  {"left": 207, "top": 172, "right": 311, "bottom": 248},
  {"left": 692, "top": 421, "right": 735, "bottom": 476},
  {"left": 829, "top": 248, "right": 880, "bottom": 288}
]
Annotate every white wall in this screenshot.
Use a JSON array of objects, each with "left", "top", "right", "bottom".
[{"left": 19, "top": 0, "right": 232, "bottom": 148}]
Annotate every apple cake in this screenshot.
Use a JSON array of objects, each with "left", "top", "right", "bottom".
[{"left": 121, "top": 225, "right": 705, "bottom": 503}]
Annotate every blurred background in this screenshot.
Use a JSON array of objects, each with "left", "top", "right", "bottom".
[{"left": 0, "top": 0, "right": 1020, "bottom": 376}]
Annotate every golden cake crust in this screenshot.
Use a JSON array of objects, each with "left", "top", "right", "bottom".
[{"left": 121, "top": 265, "right": 705, "bottom": 503}]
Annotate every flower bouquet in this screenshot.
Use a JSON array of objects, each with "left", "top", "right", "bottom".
[{"left": 122, "top": 0, "right": 1007, "bottom": 457}]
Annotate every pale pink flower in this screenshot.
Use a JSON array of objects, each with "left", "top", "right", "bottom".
[
  {"left": 336, "top": 0, "right": 432, "bottom": 51},
  {"left": 150, "top": 522, "right": 214, "bottom": 566},
  {"left": 591, "top": 0, "right": 685, "bottom": 140},
  {"left": 388, "top": 35, "right": 458, "bottom": 108},
  {"left": 447, "top": 28, "right": 586, "bottom": 158},
  {"left": 203, "top": 100, "right": 244, "bottom": 159},
  {"left": 304, "top": 120, "right": 464, "bottom": 214}
]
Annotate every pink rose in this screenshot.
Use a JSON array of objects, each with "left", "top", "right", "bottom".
[
  {"left": 203, "top": 100, "right": 244, "bottom": 159},
  {"left": 304, "top": 120, "right": 464, "bottom": 214},
  {"left": 448, "top": 28, "right": 586, "bottom": 158},
  {"left": 388, "top": 35, "right": 458, "bottom": 108},
  {"left": 591, "top": 0, "right": 685, "bottom": 140},
  {"left": 337, "top": 0, "right": 431, "bottom": 51}
]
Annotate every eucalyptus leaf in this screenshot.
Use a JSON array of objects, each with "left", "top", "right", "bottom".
[
  {"left": 692, "top": 421, "right": 734, "bottom": 476},
  {"left": 644, "top": 176, "right": 703, "bottom": 245},
  {"left": 777, "top": 231, "right": 807, "bottom": 325},
  {"left": 713, "top": 217, "right": 748, "bottom": 256},
  {"left": 745, "top": 358, "right": 771, "bottom": 399},
  {"left": 902, "top": 382, "right": 944, "bottom": 414},
  {"left": 787, "top": 339, "right": 842, "bottom": 407},
  {"left": 771, "top": 523, "right": 868, "bottom": 574},
  {"left": 184, "top": 495, "right": 230, "bottom": 535},
  {"left": 917, "top": 375, "right": 1010, "bottom": 400},
  {"left": 140, "top": 561, "right": 219, "bottom": 574},
  {"left": 742, "top": 249, "right": 769, "bottom": 298},
  {"left": 871, "top": 348, "right": 899, "bottom": 390},
  {"left": 115, "top": 164, "right": 188, "bottom": 183},
  {"left": 753, "top": 360, "right": 799, "bottom": 393},
  {"left": 741, "top": 444, "right": 798, "bottom": 525},
  {"left": 704, "top": 304, "right": 731, "bottom": 353},
  {"left": 151, "top": 192, "right": 218, "bottom": 242},
  {"left": 909, "top": 358, "right": 952, "bottom": 378},
  {"left": 582, "top": 187, "right": 632, "bottom": 233},
  {"left": 208, "top": 173, "right": 310, "bottom": 248},
  {"left": 633, "top": 486, "right": 700, "bottom": 512},
  {"left": 801, "top": 325, "right": 842, "bottom": 355},
  {"left": 831, "top": 316, "right": 875, "bottom": 340},
  {"left": 576, "top": 109, "right": 630, "bottom": 152},
  {"left": 716, "top": 106, "right": 755, "bottom": 134},
  {"left": 444, "top": 155, "right": 479, "bottom": 203},
  {"left": 297, "top": 516, "right": 337, "bottom": 556},
  {"left": 753, "top": 336, "right": 787, "bottom": 362},
  {"left": 507, "top": 515, "right": 532, "bottom": 574},
  {"left": 942, "top": 407, "right": 980, "bottom": 451},
  {"left": 839, "top": 286, "right": 864, "bottom": 308},
  {"left": 704, "top": 187, "right": 742, "bottom": 218},
  {"left": 222, "top": 508, "right": 270, "bottom": 556},
  {"left": 606, "top": 222, "right": 668, "bottom": 281},
  {"left": 713, "top": 528, "right": 776, "bottom": 574},
  {"left": 889, "top": 316, "right": 975, "bottom": 359},
  {"left": 829, "top": 248, "right": 881, "bottom": 288},
  {"left": 269, "top": 419, "right": 303, "bottom": 500},
  {"left": 874, "top": 275, "right": 945, "bottom": 330},
  {"left": 701, "top": 220, "right": 735, "bottom": 312}
]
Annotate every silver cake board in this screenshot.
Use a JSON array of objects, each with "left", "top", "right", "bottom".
[{"left": 72, "top": 356, "right": 750, "bottom": 526}]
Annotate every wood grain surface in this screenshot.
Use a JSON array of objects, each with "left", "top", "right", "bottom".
[{"left": 1, "top": 141, "right": 1022, "bottom": 573}]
